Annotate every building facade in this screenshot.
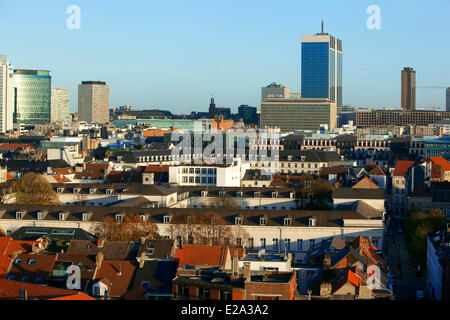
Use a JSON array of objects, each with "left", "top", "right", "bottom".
[
  {"left": 0, "top": 55, "right": 14, "bottom": 132},
  {"left": 260, "top": 98, "right": 337, "bottom": 132},
  {"left": 78, "top": 81, "right": 109, "bottom": 123},
  {"left": 13, "top": 69, "right": 51, "bottom": 124},
  {"left": 356, "top": 109, "right": 450, "bottom": 127},
  {"left": 51, "top": 88, "right": 70, "bottom": 123}
]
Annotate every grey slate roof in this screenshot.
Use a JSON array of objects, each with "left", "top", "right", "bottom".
[{"left": 332, "top": 188, "right": 384, "bottom": 200}]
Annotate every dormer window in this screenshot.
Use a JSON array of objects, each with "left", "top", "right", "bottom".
[
  {"left": 235, "top": 216, "right": 242, "bottom": 225},
  {"left": 219, "top": 191, "right": 225, "bottom": 197},
  {"left": 82, "top": 213, "right": 90, "bottom": 221},
  {"left": 57, "top": 187, "right": 64, "bottom": 193},
  {"left": 284, "top": 217, "right": 292, "bottom": 226},
  {"left": 73, "top": 188, "right": 81, "bottom": 194},
  {"left": 309, "top": 218, "right": 316, "bottom": 227},
  {"left": 59, "top": 212, "right": 67, "bottom": 221},
  {"left": 236, "top": 191, "right": 243, "bottom": 197},
  {"left": 16, "top": 211, "right": 26, "bottom": 219},
  {"left": 254, "top": 192, "right": 260, "bottom": 198},
  {"left": 290, "top": 192, "right": 295, "bottom": 199},
  {"left": 301, "top": 156, "right": 306, "bottom": 162},
  {"left": 260, "top": 217, "right": 267, "bottom": 226},
  {"left": 116, "top": 214, "right": 123, "bottom": 222},
  {"left": 287, "top": 155, "right": 293, "bottom": 161},
  {"left": 106, "top": 189, "right": 113, "bottom": 194},
  {"left": 272, "top": 192, "right": 278, "bottom": 198},
  {"left": 163, "top": 215, "right": 172, "bottom": 224},
  {"left": 89, "top": 188, "right": 97, "bottom": 195},
  {"left": 146, "top": 243, "right": 155, "bottom": 255},
  {"left": 140, "top": 215, "right": 148, "bottom": 222},
  {"left": 201, "top": 191, "right": 208, "bottom": 197},
  {"left": 37, "top": 211, "right": 46, "bottom": 220}
]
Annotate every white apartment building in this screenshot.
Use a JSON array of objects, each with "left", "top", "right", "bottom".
[
  {"left": 0, "top": 55, "right": 14, "bottom": 133},
  {"left": 169, "top": 158, "right": 250, "bottom": 187}
]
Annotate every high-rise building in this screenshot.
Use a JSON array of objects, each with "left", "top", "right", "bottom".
[
  {"left": 78, "top": 81, "right": 110, "bottom": 123},
  {"left": 238, "top": 105, "right": 258, "bottom": 125},
  {"left": 0, "top": 55, "right": 14, "bottom": 132},
  {"left": 301, "top": 20, "right": 343, "bottom": 114},
  {"left": 446, "top": 87, "right": 450, "bottom": 112},
  {"left": 51, "top": 87, "right": 70, "bottom": 123},
  {"left": 13, "top": 69, "right": 51, "bottom": 124},
  {"left": 401, "top": 67, "right": 416, "bottom": 110}
]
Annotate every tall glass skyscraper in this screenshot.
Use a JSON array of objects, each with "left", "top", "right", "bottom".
[
  {"left": 13, "top": 69, "right": 51, "bottom": 124},
  {"left": 301, "top": 25, "right": 343, "bottom": 114}
]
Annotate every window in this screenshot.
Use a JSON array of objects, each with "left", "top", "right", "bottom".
[
  {"left": 248, "top": 238, "right": 254, "bottom": 249},
  {"left": 237, "top": 192, "right": 243, "bottom": 197},
  {"left": 21, "top": 276, "right": 30, "bottom": 282},
  {"left": 15, "top": 258, "right": 23, "bottom": 265},
  {"left": 220, "top": 291, "right": 232, "bottom": 300},
  {"left": 59, "top": 212, "right": 66, "bottom": 221},
  {"left": 260, "top": 217, "right": 267, "bottom": 226},
  {"left": 309, "top": 218, "right": 316, "bottom": 226},
  {"left": 57, "top": 187, "right": 64, "bottom": 193},
  {"left": 201, "top": 191, "right": 208, "bottom": 197},
  {"left": 16, "top": 211, "right": 24, "bottom": 219},
  {"left": 198, "top": 288, "right": 210, "bottom": 299},
  {"left": 273, "top": 238, "right": 279, "bottom": 251},
  {"left": 284, "top": 217, "right": 292, "bottom": 226},
  {"left": 116, "top": 215, "right": 123, "bottom": 222},
  {"left": 146, "top": 244, "right": 155, "bottom": 255},
  {"left": 284, "top": 239, "right": 291, "bottom": 251},
  {"left": 254, "top": 192, "right": 260, "bottom": 198},
  {"left": 260, "top": 238, "right": 266, "bottom": 248},
  {"left": 28, "top": 259, "right": 36, "bottom": 265},
  {"left": 82, "top": 213, "right": 89, "bottom": 221},
  {"left": 235, "top": 216, "right": 242, "bottom": 225},
  {"left": 37, "top": 212, "right": 45, "bottom": 220},
  {"left": 219, "top": 191, "right": 225, "bottom": 197},
  {"left": 163, "top": 215, "right": 172, "bottom": 224},
  {"left": 272, "top": 192, "right": 278, "bottom": 198},
  {"left": 35, "top": 277, "right": 43, "bottom": 284},
  {"left": 297, "top": 239, "right": 303, "bottom": 251},
  {"left": 236, "top": 237, "right": 242, "bottom": 247},
  {"left": 106, "top": 189, "right": 113, "bottom": 194},
  {"left": 142, "top": 281, "right": 151, "bottom": 290}
]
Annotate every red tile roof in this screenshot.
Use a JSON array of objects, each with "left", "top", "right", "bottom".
[
  {"left": 0, "top": 255, "right": 12, "bottom": 278},
  {"left": 174, "top": 244, "right": 229, "bottom": 267},
  {"left": 393, "top": 160, "right": 415, "bottom": 177},
  {"left": 7, "top": 253, "right": 57, "bottom": 281},
  {"left": 94, "top": 260, "right": 136, "bottom": 298},
  {"left": 53, "top": 175, "right": 72, "bottom": 183},
  {"left": 144, "top": 165, "right": 170, "bottom": 173},
  {"left": 0, "top": 279, "right": 95, "bottom": 300},
  {"left": 6, "top": 173, "right": 15, "bottom": 181},
  {"left": 426, "top": 157, "right": 450, "bottom": 171},
  {"left": 53, "top": 167, "right": 75, "bottom": 176},
  {"left": 0, "top": 237, "right": 43, "bottom": 256}
]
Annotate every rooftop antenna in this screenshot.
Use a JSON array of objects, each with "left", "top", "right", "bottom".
[{"left": 321, "top": 17, "right": 324, "bottom": 34}]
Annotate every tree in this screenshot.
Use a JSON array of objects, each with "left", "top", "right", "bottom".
[
  {"left": 167, "top": 211, "right": 249, "bottom": 247},
  {"left": 94, "top": 213, "right": 161, "bottom": 242},
  {"left": 404, "top": 208, "right": 447, "bottom": 267},
  {"left": 206, "top": 194, "right": 240, "bottom": 209},
  {"left": 12, "top": 173, "right": 61, "bottom": 205},
  {"left": 0, "top": 182, "right": 12, "bottom": 204}
]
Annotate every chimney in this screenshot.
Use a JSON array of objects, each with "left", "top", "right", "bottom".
[
  {"left": 97, "top": 238, "right": 105, "bottom": 248},
  {"left": 231, "top": 250, "right": 239, "bottom": 277},
  {"left": 323, "top": 254, "right": 331, "bottom": 270},
  {"left": 243, "top": 262, "right": 251, "bottom": 281},
  {"left": 320, "top": 282, "right": 332, "bottom": 296},
  {"left": 93, "top": 252, "right": 104, "bottom": 279},
  {"left": 104, "top": 289, "right": 108, "bottom": 301},
  {"left": 118, "top": 263, "right": 122, "bottom": 276},
  {"left": 140, "top": 237, "right": 146, "bottom": 245}
]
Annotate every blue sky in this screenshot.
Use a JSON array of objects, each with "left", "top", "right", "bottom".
[{"left": 1, "top": 0, "right": 449, "bottom": 113}]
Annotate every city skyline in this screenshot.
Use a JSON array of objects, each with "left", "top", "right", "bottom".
[{"left": 1, "top": 0, "right": 450, "bottom": 113}]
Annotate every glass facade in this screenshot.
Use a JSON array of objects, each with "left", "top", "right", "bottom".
[
  {"left": 301, "top": 42, "right": 330, "bottom": 99},
  {"left": 301, "top": 36, "right": 343, "bottom": 113},
  {"left": 13, "top": 70, "right": 51, "bottom": 124}
]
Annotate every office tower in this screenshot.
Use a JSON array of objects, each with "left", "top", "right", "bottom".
[
  {"left": 13, "top": 69, "right": 51, "bottom": 124},
  {"left": 261, "top": 97, "right": 337, "bottom": 132},
  {"left": 301, "top": 20, "right": 343, "bottom": 114},
  {"left": 0, "top": 55, "right": 14, "bottom": 132},
  {"left": 446, "top": 88, "right": 450, "bottom": 112},
  {"left": 78, "top": 81, "right": 110, "bottom": 123},
  {"left": 51, "top": 87, "right": 71, "bottom": 123},
  {"left": 401, "top": 67, "right": 416, "bottom": 110}
]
